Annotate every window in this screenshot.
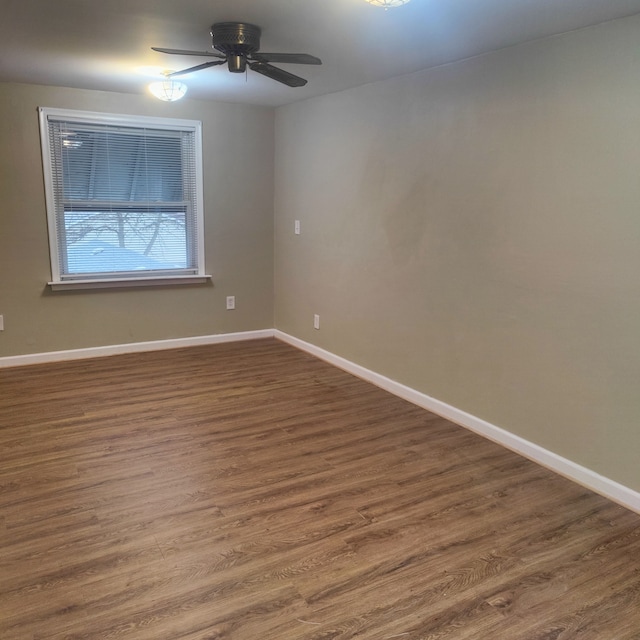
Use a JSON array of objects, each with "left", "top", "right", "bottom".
[{"left": 39, "top": 107, "right": 209, "bottom": 289}]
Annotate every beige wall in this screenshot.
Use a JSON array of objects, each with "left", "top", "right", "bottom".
[
  {"left": 0, "top": 83, "right": 274, "bottom": 356},
  {"left": 274, "top": 16, "right": 640, "bottom": 491}
]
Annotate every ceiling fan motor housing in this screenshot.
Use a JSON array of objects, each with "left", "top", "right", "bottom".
[{"left": 211, "top": 22, "right": 262, "bottom": 73}]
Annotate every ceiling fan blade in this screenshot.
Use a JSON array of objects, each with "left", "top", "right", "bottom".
[
  {"left": 168, "top": 60, "right": 227, "bottom": 77},
  {"left": 152, "top": 47, "right": 225, "bottom": 58},
  {"left": 250, "top": 53, "right": 322, "bottom": 65},
  {"left": 248, "top": 61, "right": 307, "bottom": 87}
]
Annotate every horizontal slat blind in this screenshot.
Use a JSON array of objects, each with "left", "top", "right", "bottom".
[{"left": 42, "top": 110, "right": 203, "bottom": 282}]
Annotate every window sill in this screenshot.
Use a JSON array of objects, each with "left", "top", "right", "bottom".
[{"left": 48, "top": 275, "right": 212, "bottom": 291}]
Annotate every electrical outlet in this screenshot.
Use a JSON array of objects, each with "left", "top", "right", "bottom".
[
  {"left": 0, "top": 315, "right": 3, "bottom": 331},
  {"left": 313, "top": 314, "right": 320, "bottom": 330},
  {"left": 226, "top": 296, "right": 236, "bottom": 310},
  {"left": 294, "top": 220, "right": 301, "bottom": 235}
]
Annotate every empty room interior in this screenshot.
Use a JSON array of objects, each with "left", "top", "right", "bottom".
[{"left": 1, "top": 0, "right": 640, "bottom": 637}]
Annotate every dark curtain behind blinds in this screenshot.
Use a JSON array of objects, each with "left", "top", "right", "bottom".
[{"left": 46, "top": 118, "right": 199, "bottom": 279}]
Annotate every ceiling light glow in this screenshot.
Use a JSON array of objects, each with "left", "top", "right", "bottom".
[{"left": 135, "top": 66, "right": 172, "bottom": 79}]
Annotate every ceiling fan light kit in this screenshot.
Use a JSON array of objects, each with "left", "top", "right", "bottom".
[
  {"left": 148, "top": 79, "right": 188, "bottom": 101},
  {"left": 152, "top": 22, "right": 322, "bottom": 88},
  {"left": 365, "top": 0, "right": 411, "bottom": 7}
]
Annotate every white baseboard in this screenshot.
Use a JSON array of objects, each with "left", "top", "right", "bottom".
[
  {"left": 275, "top": 330, "right": 640, "bottom": 515},
  {"left": 0, "top": 329, "right": 275, "bottom": 369}
]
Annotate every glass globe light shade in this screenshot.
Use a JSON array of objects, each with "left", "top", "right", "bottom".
[
  {"left": 148, "top": 80, "right": 188, "bottom": 102},
  {"left": 365, "top": 0, "right": 411, "bottom": 7}
]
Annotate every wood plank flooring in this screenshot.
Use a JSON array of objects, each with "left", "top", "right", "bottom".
[{"left": 1, "top": 338, "right": 639, "bottom": 639}]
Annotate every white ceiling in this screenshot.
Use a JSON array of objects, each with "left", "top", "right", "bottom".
[{"left": 2, "top": 0, "right": 640, "bottom": 107}]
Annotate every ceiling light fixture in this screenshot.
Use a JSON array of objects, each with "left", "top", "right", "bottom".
[
  {"left": 365, "top": 0, "right": 411, "bottom": 8},
  {"left": 148, "top": 78, "right": 188, "bottom": 102}
]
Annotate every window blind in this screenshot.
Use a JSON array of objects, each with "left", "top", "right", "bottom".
[{"left": 40, "top": 108, "right": 204, "bottom": 284}]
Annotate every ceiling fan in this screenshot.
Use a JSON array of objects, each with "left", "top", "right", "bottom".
[{"left": 152, "top": 22, "right": 322, "bottom": 87}]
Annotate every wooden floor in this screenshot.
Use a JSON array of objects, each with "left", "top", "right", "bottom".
[{"left": 1, "top": 339, "right": 639, "bottom": 640}]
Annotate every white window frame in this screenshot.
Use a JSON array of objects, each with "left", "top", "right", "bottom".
[{"left": 38, "top": 107, "right": 210, "bottom": 290}]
